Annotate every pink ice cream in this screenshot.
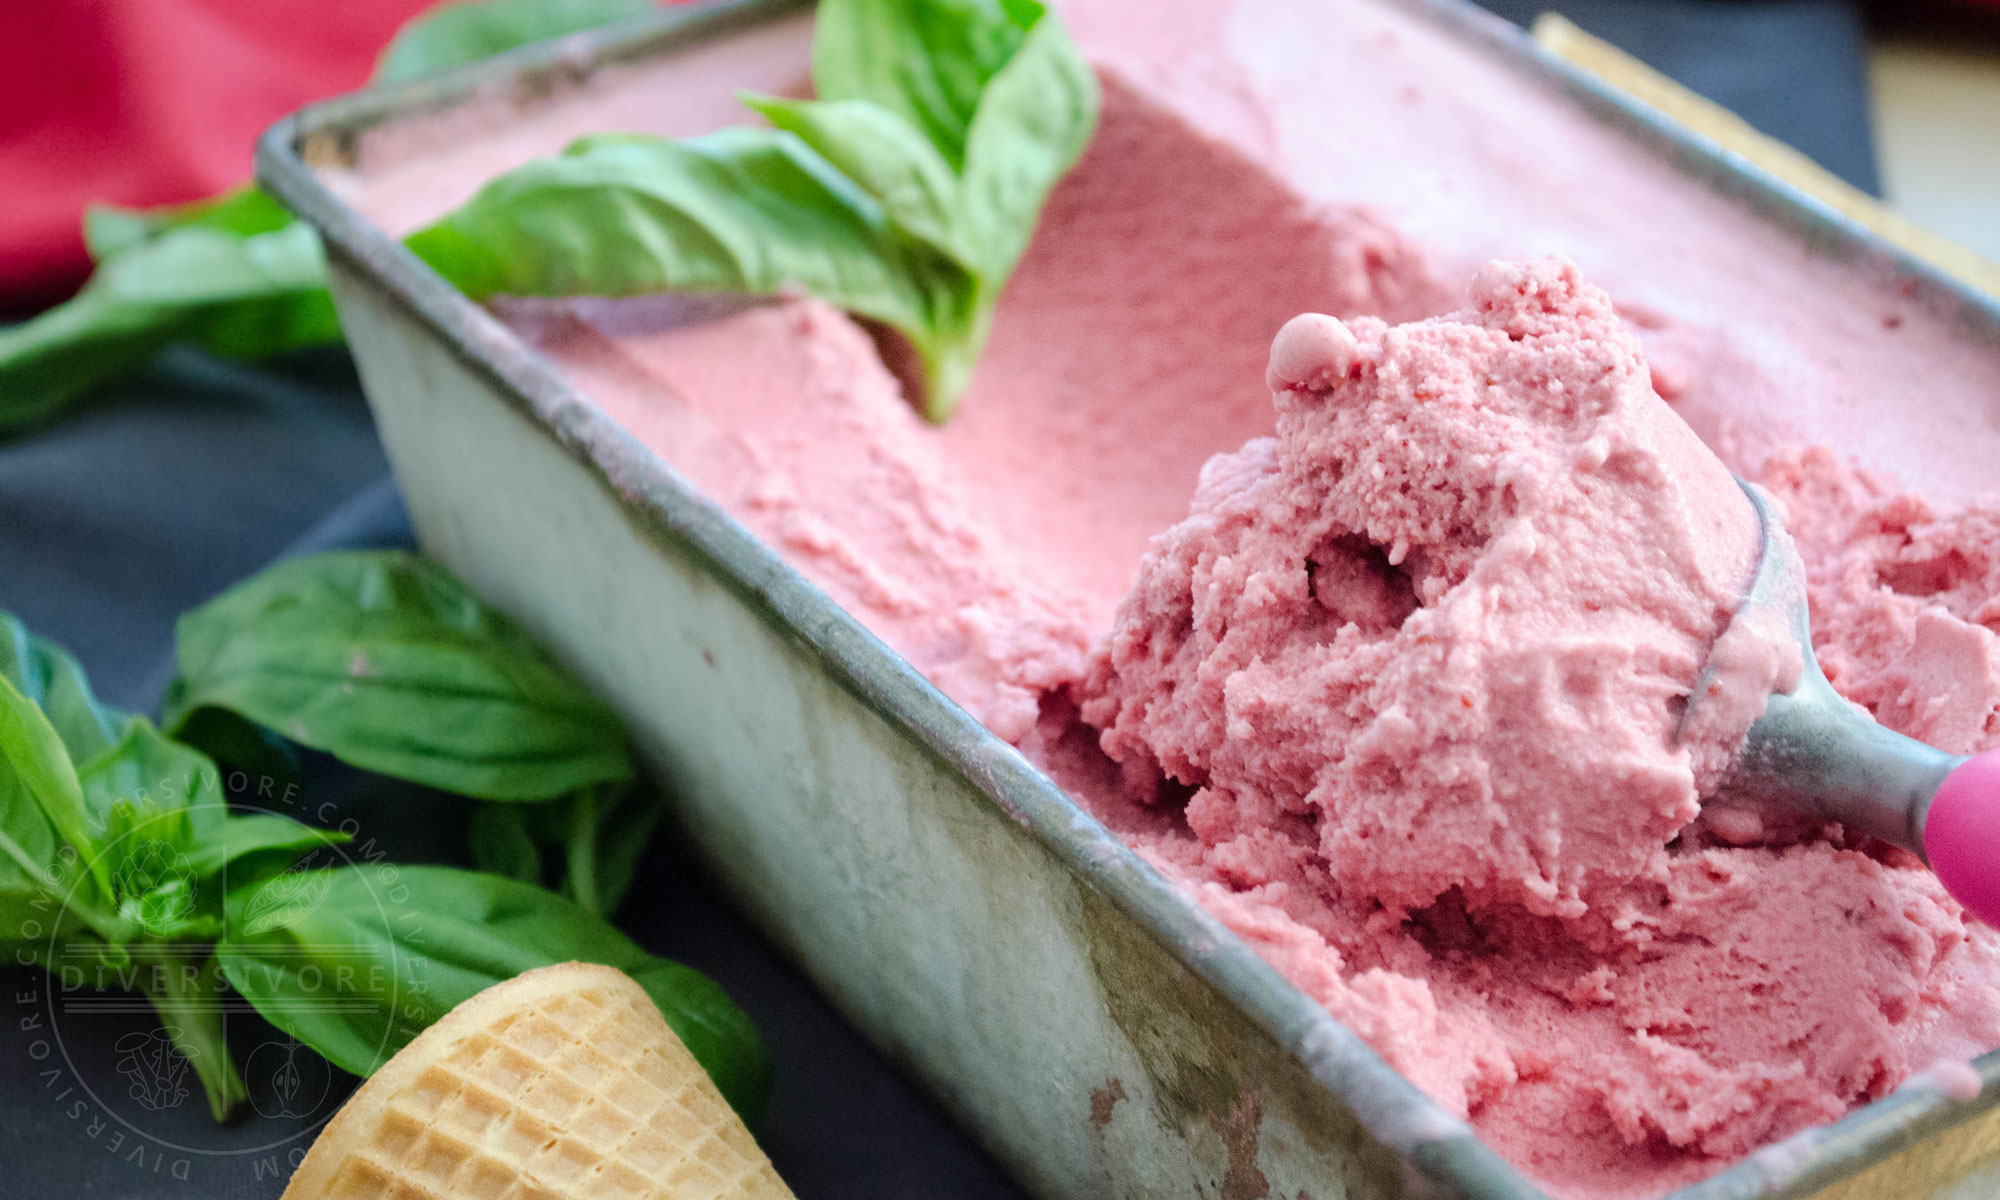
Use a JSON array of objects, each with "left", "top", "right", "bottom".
[
  {"left": 1073, "top": 261, "right": 1998, "bottom": 1197},
  {"left": 1759, "top": 448, "right": 2000, "bottom": 756},
  {"left": 330, "top": 2, "right": 2000, "bottom": 1195},
  {"left": 1082, "top": 259, "right": 1773, "bottom": 921}
]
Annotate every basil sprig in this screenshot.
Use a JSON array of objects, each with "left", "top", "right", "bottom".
[
  {"left": 0, "top": 632, "right": 347, "bottom": 1119},
  {"left": 410, "top": 0, "right": 1099, "bottom": 421},
  {"left": 165, "top": 550, "right": 655, "bottom": 914},
  {"left": 0, "top": 552, "right": 767, "bottom": 1123},
  {"left": 0, "top": 0, "right": 656, "bottom": 436}
]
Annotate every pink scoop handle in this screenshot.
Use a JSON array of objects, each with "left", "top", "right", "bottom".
[{"left": 1925, "top": 752, "right": 2000, "bottom": 927}]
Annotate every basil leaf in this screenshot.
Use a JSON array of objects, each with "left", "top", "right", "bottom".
[
  {"left": 742, "top": 94, "right": 962, "bottom": 256},
  {"left": 216, "top": 865, "right": 772, "bottom": 1119},
  {"left": 375, "top": 0, "right": 656, "bottom": 83},
  {"left": 416, "top": 0, "right": 1093, "bottom": 420},
  {"left": 83, "top": 188, "right": 299, "bottom": 262},
  {"left": 82, "top": 210, "right": 158, "bottom": 263},
  {"left": 0, "top": 220, "right": 340, "bottom": 434},
  {"left": 579, "top": 785, "right": 665, "bottom": 915},
  {"left": 0, "top": 621, "right": 123, "bottom": 937},
  {"left": 0, "top": 612, "right": 127, "bottom": 766},
  {"left": 812, "top": 0, "right": 1031, "bottom": 170},
  {"left": 121, "top": 222, "right": 337, "bottom": 352},
  {"left": 98, "top": 799, "right": 212, "bottom": 941},
  {"left": 195, "top": 815, "right": 348, "bottom": 879},
  {"left": 0, "top": 769, "right": 68, "bottom": 946},
  {"left": 165, "top": 551, "right": 632, "bottom": 802},
  {"left": 468, "top": 804, "right": 543, "bottom": 884},
  {"left": 0, "top": 674, "right": 108, "bottom": 905},
  {"left": 408, "top": 127, "right": 981, "bottom": 418},
  {"left": 470, "top": 785, "right": 662, "bottom": 915},
  {"left": 78, "top": 720, "right": 224, "bottom": 832},
  {"left": 953, "top": 9, "right": 1097, "bottom": 280},
  {"left": 409, "top": 127, "right": 968, "bottom": 332}
]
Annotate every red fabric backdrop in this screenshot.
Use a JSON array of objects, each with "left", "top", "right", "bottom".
[{"left": 0, "top": 0, "right": 436, "bottom": 314}]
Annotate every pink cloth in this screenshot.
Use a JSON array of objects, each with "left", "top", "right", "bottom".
[{"left": 0, "top": 0, "right": 436, "bottom": 314}]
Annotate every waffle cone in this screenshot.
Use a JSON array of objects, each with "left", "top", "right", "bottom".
[{"left": 282, "top": 962, "right": 792, "bottom": 1200}]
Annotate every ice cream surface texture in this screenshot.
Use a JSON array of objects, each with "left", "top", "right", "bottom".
[
  {"left": 1084, "top": 259, "right": 1774, "bottom": 921},
  {"left": 331, "top": 1, "right": 2000, "bottom": 1196}
]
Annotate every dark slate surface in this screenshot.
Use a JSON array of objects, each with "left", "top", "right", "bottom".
[{"left": 0, "top": 2, "right": 1876, "bottom": 1194}]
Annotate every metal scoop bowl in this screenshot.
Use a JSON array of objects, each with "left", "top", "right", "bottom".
[{"left": 1690, "top": 480, "right": 2000, "bottom": 924}]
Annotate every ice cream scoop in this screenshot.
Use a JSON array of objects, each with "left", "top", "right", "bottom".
[{"left": 1696, "top": 480, "right": 2000, "bottom": 924}]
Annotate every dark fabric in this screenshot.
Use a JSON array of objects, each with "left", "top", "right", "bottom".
[
  {"left": 0, "top": 3, "right": 1878, "bottom": 1195},
  {"left": 1473, "top": 0, "right": 1880, "bottom": 193}
]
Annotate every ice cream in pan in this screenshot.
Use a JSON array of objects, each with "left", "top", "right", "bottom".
[{"left": 338, "top": 0, "right": 2000, "bottom": 1194}]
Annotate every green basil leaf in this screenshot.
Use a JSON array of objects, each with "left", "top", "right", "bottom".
[
  {"left": 0, "top": 619, "right": 124, "bottom": 939},
  {"left": 551, "top": 789, "right": 606, "bottom": 914},
  {"left": 953, "top": 9, "right": 1097, "bottom": 280},
  {"left": 82, "top": 210, "right": 157, "bottom": 263},
  {"left": 0, "top": 769, "right": 69, "bottom": 947},
  {"left": 0, "top": 674, "right": 107, "bottom": 905},
  {"left": 165, "top": 551, "right": 632, "bottom": 802},
  {"left": 216, "top": 865, "right": 772, "bottom": 1119},
  {"left": 0, "top": 611, "right": 127, "bottom": 766},
  {"left": 99, "top": 799, "right": 205, "bottom": 939},
  {"left": 742, "top": 94, "right": 962, "bottom": 256},
  {"left": 411, "top": 0, "right": 1093, "bottom": 421},
  {"left": 194, "top": 815, "right": 348, "bottom": 880},
  {"left": 579, "top": 785, "right": 665, "bottom": 916},
  {"left": 83, "top": 188, "right": 299, "bottom": 262},
  {"left": 409, "top": 127, "right": 964, "bottom": 332},
  {"left": 78, "top": 720, "right": 224, "bottom": 832},
  {"left": 468, "top": 804, "right": 543, "bottom": 885},
  {"left": 0, "top": 288, "right": 192, "bottom": 433},
  {"left": 408, "top": 127, "right": 979, "bottom": 418},
  {"left": 470, "top": 784, "right": 662, "bottom": 915},
  {"left": 0, "top": 221, "right": 340, "bottom": 435},
  {"left": 374, "top": 0, "right": 656, "bottom": 83},
  {"left": 812, "top": 0, "right": 1032, "bottom": 170}
]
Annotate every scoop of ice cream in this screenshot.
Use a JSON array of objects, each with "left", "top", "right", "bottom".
[{"left": 1083, "top": 258, "right": 1772, "bottom": 918}]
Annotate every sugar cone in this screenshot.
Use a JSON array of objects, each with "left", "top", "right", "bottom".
[{"left": 282, "top": 962, "right": 793, "bottom": 1200}]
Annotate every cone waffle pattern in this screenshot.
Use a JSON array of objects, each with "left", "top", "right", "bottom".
[{"left": 283, "top": 963, "right": 791, "bottom": 1200}]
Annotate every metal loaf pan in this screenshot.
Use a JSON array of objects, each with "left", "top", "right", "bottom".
[{"left": 256, "top": 1, "right": 2000, "bottom": 1196}]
